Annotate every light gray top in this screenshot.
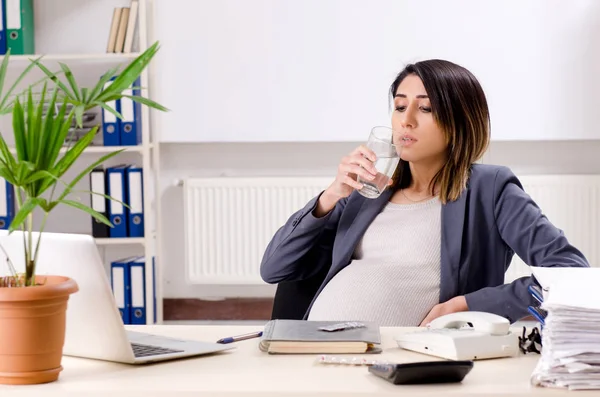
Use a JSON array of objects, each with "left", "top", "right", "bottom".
[{"left": 307, "top": 197, "right": 442, "bottom": 326}]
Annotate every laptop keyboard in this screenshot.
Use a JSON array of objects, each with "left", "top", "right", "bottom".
[{"left": 131, "top": 342, "right": 184, "bottom": 358}]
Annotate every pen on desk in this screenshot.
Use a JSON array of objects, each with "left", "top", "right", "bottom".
[{"left": 216, "top": 331, "right": 263, "bottom": 344}]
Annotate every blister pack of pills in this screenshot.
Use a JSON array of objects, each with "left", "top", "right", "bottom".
[{"left": 318, "top": 321, "right": 366, "bottom": 332}]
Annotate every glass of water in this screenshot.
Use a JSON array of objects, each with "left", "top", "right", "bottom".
[{"left": 357, "top": 126, "right": 400, "bottom": 199}]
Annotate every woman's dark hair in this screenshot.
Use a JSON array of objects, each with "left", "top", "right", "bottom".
[{"left": 389, "top": 59, "right": 490, "bottom": 203}]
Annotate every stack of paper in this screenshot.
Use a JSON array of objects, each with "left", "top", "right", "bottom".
[{"left": 530, "top": 267, "right": 600, "bottom": 390}]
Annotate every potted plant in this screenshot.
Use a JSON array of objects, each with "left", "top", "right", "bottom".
[{"left": 0, "top": 41, "right": 167, "bottom": 385}]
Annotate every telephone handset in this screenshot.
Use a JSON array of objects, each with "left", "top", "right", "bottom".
[
  {"left": 395, "top": 311, "right": 519, "bottom": 360},
  {"left": 426, "top": 311, "right": 511, "bottom": 336}
]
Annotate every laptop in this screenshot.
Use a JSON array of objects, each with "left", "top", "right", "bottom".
[{"left": 0, "top": 231, "right": 234, "bottom": 364}]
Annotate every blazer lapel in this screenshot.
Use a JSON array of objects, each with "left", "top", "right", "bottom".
[{"left": 440, "top": 188, "right": 469, "bottom": 302}]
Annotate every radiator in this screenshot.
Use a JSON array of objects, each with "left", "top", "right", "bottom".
[
  {"left": 183, "top": 177, "right": 332, "bottom": 284},
  {"left": 183, "top": 175, "right": 599, "bottom": 285}
]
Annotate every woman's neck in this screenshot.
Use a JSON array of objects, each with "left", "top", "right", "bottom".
[{"left": 407, "top": 159, "right": 445, "bottom": 194}]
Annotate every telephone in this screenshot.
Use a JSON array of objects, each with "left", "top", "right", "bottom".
[{"left": 394, "top": 312, "right": 519, "bottom": 361}]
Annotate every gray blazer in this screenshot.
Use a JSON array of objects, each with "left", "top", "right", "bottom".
[{"left": 260, "top": 164, "right": 589, "bottom": 322}]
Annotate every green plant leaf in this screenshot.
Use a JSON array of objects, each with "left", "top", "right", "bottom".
[
  {"left": 22, "top": 169, "right": 55, "bottom": 185},
  {"left": 44, "top": 101, "right": 71, "bottom": 170},
  {"left": 24, "top": 86, "right": 45, "bottom": 165},
  {"left": 0, "top": 53, "right": 41, "bottom": 114},
  {"left": 15, "top": 161, "right": 35, "bottom": 195},
  {"left": 58, "top": 62, "right": 81, "bottom": 102},
  {"left": 8, "top": 197, "right": 43, "bottom": 232},
  {"left": 31, "top": 83, "right": 48, "bottom": 167},
  {"left": 0, "top": 49, "right": 12, "bottom": 111},
  {"left": 12, "top": 97, "right": 26, "bottom": 161},
  {"left": 85, "top": 65, "right": 120, "bottom": 105},
  {"left": 38, "top": 86, "right": 60, "bottom": 170},
  {"left": 80, "top": 87, "right": 89, "bottom": 103},
  {"left": 0, "top": 74, "right": 68, "bottom": 117},
  {"left": 25, "top": 88, "right": 34, "bottom": 160},
  {"left": 73, "top": 104, "right": 85, "bottom": 129},
  {"left": 0, "top": 160, "right": 17, "bottom": 185},
  {"left": 54, "top": 147, "right": 125, "bottom": 202},
  {"left": 79, "top": 188, "right": 130, "bottom": 209},
  {"left": 50, "top": 124, "right": 97, "bottom": 179},
  {"left": 89, "top": 188, "right": 126, "bottom": 204},
  {"left": 94, "top": 101, "right": 123, "bottom": 120},
  {"left": 121, "top": 94, "right": 169, "bottom": 112},
  {"left": 57, "top": 199, "right": 113, "bottom": 227},
  {"left": 31, "top": 59, "right": 76, "bottom": 100},
  {"left": 97, "top": 41, "right": 160, "bottom": 101},
  {"left": 0, "top": 133, "right": 16, "bottom": 170}
]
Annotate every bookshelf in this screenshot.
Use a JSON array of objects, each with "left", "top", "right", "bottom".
[{"left": 0, "top": 0, "right": 162, "bottom": 325}]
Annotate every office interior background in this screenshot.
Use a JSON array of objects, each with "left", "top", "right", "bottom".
[{"left": 5, "top": 0, "right": 599, "bottom": 324}]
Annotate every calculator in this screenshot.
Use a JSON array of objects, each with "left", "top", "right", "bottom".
[{"left": 368, "top": 360, "right": 474, "bottom": 385}]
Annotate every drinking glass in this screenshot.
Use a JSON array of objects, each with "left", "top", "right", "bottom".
[{"left": 356, "top": 126, "right": 400, "bottom": 199}]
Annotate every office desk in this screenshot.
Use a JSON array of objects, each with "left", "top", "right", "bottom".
[{"left": 0, "top": 325, "right": 590, "bottom": 397}]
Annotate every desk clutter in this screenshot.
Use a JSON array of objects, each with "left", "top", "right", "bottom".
[
  {"left": 89, "top": 165, "right": 144, "bottom": 238},
  {"left": 230, "top": 319, "right": 478, "bottom": 385},
  {"left": 530, "top": 267, "right": 600, "bottom": 391},
  {"left": 110, "top": 256, "right": 156, "bottom": 325}
]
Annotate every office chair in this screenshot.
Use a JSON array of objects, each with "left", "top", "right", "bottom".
[{"left": 270, "top": 265, "right": 329, "bottom": 320}]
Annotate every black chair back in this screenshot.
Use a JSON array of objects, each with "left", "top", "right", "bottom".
[{"left": 270, "top": 266, "right": 329, "bottom": 320}]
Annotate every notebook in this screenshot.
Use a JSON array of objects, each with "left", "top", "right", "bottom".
[{"left": 258, "top": 320, "right": 381, "bottom": 354}]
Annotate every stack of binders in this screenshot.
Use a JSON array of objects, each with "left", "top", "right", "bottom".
[
  {"left": 0, "top": 0, "right": 35, "bottom": 56},
  {"left": 110, "top": 256, "right": 156, "bottom": 325},
  {"left": 101, "top": 75, "right": 142, "bottom": 146},
  {"left": 530, "top": 267, "right": 600, "bottom": 390},
  {"left": 0, "top": 177, "right": 14, "bottom": 230},
  {"left": 89, "top": 165, "right": 144, "bottom": 238}
]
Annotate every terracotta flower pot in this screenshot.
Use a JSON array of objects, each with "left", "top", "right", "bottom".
[{"left": 0, "top": 275, "right": 78, "bottom": 385}]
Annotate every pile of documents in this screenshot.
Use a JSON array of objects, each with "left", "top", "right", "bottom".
[{"left": 530, "top": 267, "right": 600, "bottom": 390}]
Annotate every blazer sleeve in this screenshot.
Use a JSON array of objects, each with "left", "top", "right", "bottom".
[
  {"left": 259, "top": 191, "right": 348, "bottom": 284},
  {"left": 464, "top": 167, "right": 590, "bottom": 322}
]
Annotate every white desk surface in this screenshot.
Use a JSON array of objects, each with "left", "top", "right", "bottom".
[{"left": 0, "top": 325, "right": 591, "bottom": 397}]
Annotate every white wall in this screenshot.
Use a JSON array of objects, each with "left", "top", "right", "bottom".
[
  {"left": 159, "top": 140, "right": 600, "bottom": 299},
  {"left": 151, "top": 0, "right": 600, "bottom": 142}
]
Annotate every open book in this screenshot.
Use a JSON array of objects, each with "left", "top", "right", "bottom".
[{"left": 259, "top": 320, "right": 381, "bottom": 354}]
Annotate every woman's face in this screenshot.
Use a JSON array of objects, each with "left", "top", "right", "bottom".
[{"left": 392, "top": 74, "right": 448, "bottom": 165}]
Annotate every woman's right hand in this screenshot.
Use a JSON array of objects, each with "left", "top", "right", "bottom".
[{"left": 313, "top": 145, "right": 379, "bottom": 217}]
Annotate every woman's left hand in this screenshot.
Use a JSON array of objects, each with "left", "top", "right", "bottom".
[{"left": 419, "top": 296, "right": 469, "bottom": 326}]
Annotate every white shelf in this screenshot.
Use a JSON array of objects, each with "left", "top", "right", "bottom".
[
  {"left": 82, "top": 145, "right": 146, "bottom": 153},
  {"left": 8, "top": 145, "right": 151, "bottom": 154},
  {"left": 0, "top": 52, "right": 141, "bottom": 63},
  {"left": 95, "top": 237, "right": 145, "bottom": 246}
]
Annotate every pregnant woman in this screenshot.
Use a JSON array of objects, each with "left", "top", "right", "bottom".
[{"left": 260, "top": 59, "right": 589, "bottom": 326}]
